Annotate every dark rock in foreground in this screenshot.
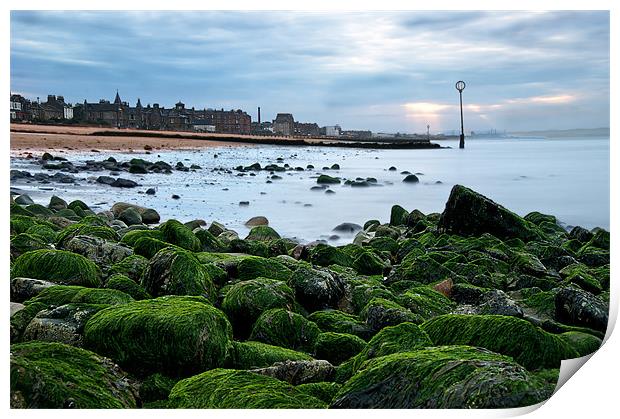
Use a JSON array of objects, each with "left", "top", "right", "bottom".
[{"left": 438, "top": 184, "right": 541, "bottom": 241}]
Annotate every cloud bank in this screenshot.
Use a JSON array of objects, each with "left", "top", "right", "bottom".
[{"left": 10, "top": 11, "right": 609, "bottom": 132}]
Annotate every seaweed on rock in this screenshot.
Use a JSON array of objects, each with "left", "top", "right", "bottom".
[
  {"left": 11, "top": 249, "right": 101, "bottom": 287},
  {"left": 84, "top": 296, "right": 232, "bottom": 376}
]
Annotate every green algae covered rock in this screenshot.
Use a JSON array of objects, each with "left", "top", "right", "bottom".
[
  {"left": 438, "top": 185, "right": 541, "bottom": 242},
  {"left": 289, "top": 266, "right": 345, "bottom": 312},
  {"left": 331, "top": 346, "right": 554, "bottom": 408},
  {"left": 11, "top": 302, "right": 46, "bottom": 343},
  {"left": 237, "top": 256, "right": 293, "bottom": 281},
  {"left": 139, "top": 373, "right": 178, "bottom": 404},
  {"left": 389, "top": 204, "right": 409, "bottom": 226},
  {"left": 390, "top": 253, "right": 455, "bottom": 285},
  {"left": 222, "top": 278, "right": 295, "bottom": 338},
  {"left": 350, "top": 322, "right": 432, "bottom": 372},
  {"left": 25, "top": 224, "right": 58, "bottom": 242},
  {"left": 397, "top": 286, "right": 455, "bottom": 320},
  {"left": 421, "top": 314, "right": 578, "bottom": 370},
  {"left": 120, "top": 229, "right": 164, "bottom": 247},
  {"left": 84, "top": 296, "right": 232, "bottom": 376},
  {"left": 105, "top": 274, "right": 151, "bottom": 300},
  {"left": 10, "top": 233, "right": 52, "bottom": 259},
  {"left": 109, "top": 254, "right": 149, "bottom": 282},
  {"left": 11, "top": 215, "right": 59, "bottom": 235},
  {"left": 141, "top": 247, "right": 216, "bottom": 300},
  {"left": 159, "top": 219, "right": 201, "bottom": 252},
  {"left": 559, "top": 331, "right": 602, "bottom": 357},
  {"left": 228, "top": 341, "right": 313, "bottom": 369},
  {"left": 11, "top": 249, "right": 101, "bottom": 287},
  {"left": 133, "top": 236, "right": 180, "bottom": 259},
  {"left": 308, "top": 309, "right": 372, "bottom": 340},
  {"left": 246, "top": 225, "right": 281, "bottom": 241},
  {"left": 25, "top": 285, "right": 133, "bottom": 307},
  {"left": 194, "top": 228, "right": 227, "bottom": 252},
  {"left": 167, "top": 368, "right": 327, "bottom": 408},
  {"left": 352, "top": 251, "right": 388, "bottom": 275},
  {"left": 349, "top": 279, "right": 395, "bottom": 314},
  {"left": 10, "top": 341, "right": 137, "bottom": 408},
  {"left": 250, "top": 308, "right": 321, "bottom": 352},
  {"left": 308, "top": 243, "right": 354, "bottom": 268},
  {"left": 56, "top": 224, "right": 119, "bottom": 248},
  {"left": 296, "top": 382, "right": 342, "bottom": 404},
  {"left": 360, "top": 298, "right": 423, "bottom": 333},
  {"left": 314, "top": 332, "right": 366, "bottom": 365}
]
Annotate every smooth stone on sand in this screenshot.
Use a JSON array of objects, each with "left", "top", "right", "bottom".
[
  {"left": 245, "top": 216, "right": 269, "bottom": 227},
  {"left": 146, "top": 188, "right": 156, "bottom": 195},
  {"left": 111, "top": 178, "right": 139, "bottom": 188}
]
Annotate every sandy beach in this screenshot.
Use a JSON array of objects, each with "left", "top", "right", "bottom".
[{"left": 10, "top": 124, "right": 253, "bottom": 154}]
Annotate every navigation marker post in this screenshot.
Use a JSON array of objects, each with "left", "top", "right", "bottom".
[{"left": 456, "top": 80, "right": 466, "bottom": 149}]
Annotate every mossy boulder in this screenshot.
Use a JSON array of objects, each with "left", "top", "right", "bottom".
[
  {"left": 194, "top": 228, "right": 227, "bottom": 252},
  {"left": 227, "top": 341, "right": 313, "bottom": 369},
  {"left": 120, "top": 229, "right": 164, "bottom": 247},
  {"left": 360, "top": 298, "right": 423, "bottom": 333},
  {"left": 56, "top": 224, "right": 119, "bottom": 248},
  {"left": 368, "top": 236, "right": 399, "bottom": 254},
  {"left": 11, "top": 302, "right": 47, "bottom": 343},
  {"left": 421, "top": 314, "right": 578, "bottom": 369},
  {"left": 296, "top": 382, "right": 342, "bottom": 404},
  {"left": 141, "top": 248, "right": 216, "bottom": 300},
  {"left": 11, "top": 249, "right": 101, "bottom": 287},
  {"left": 10, "top": 233, "right": 52, "bottom": 259},
  {"left": 250, "top": 359, "right": 335, "bottom": 385},
  {"left": 246, "top": 225, "right": 281, "bottom": 241},
  {"left": 438, "top": 185, "right": 541, "bottom": 242},
  {"left": 133, "top": 236, "right": 180, "bottom": 259},
  {"left": 352, "top": 251, "right": 388, "bottom": 275},
  {"left": 289, "top": 266, "right": 345, "bottom": 312},
  {"left": 109, "top": 254, "right": 149, "bottom": 282},
  {"left": 389, "top": 205, "right": 409, "bottom": 226},
  {"left": 314, "top": 332, "right": 366, "bottom": 365},
  {"left": 555, "top": 286, "right": 608, "bottom": 332},
  {"left": 25, "top": 285, "right": 134, "bottom": 307},
  {"left": 398, "top": 286, "right": 455, "bottom": 320},
  {"left": 349, "top": 279, "right": 395, "bottom": 314},
  {"left": 559, "top": 331, "right": 602, "bottom": 357},
  {"left": 250, "top": 308, "right": 321, "bottom": 352},
  {"left": 159, "top": 219, "right": 202, "bottom": 252},
  {"left": 390, "top": 253, "right": 455, "bottom": 284},
  {"left": 308, "top": 309, "right": 372, "bottom": 340},
  {"left": 10, "top": 341, "right": 138, "bottom": 408},
  {"left": 331, "top": 346, "right": 554, "bottom": 408},
  {"left": 84, "top": 296, "right": 232, "bottom": 376},
  {"left": 237, "top": 256, "right": 293, "bottom": 281},
  {"left": 167, "top": 368, "right": 326, "bottom": 408},
  {"left": 350, "top": 322, "right": 432, "bottom": 372},
  {"left": 222, "top": 278, "right": 295, "bottom": 338},
  {"left": 308, "top": 244, "right": 354, "bottom": 268},
  {"left": 26, "top": 204, "right": 57, "bottom": 218},
  {"left": 139, "top": 373, "right": 178, "bottom": 404},
  {"left": 105, "top": 274, "right": 151, "bottom": 300}
]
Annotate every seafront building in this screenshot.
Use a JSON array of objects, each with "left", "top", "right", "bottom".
[{"left": 9, "top": 91, "right": 251, "bottom": 135}]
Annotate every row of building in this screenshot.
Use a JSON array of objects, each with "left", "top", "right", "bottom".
[{"left": 10, "top": 92, "right": 370, "bottom": 138}]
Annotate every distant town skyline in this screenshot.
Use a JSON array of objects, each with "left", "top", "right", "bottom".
[{"left": 11, "top": 11, "right": 610, "bottom": 133}]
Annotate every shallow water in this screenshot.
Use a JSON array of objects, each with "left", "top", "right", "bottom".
[{"left": 10, "top": 136, "right": 610, "bottom": 244}]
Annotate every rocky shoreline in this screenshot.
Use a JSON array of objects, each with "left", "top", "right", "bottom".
[{"left": 10, "top": 183, "right": 609, "bottom": 409}]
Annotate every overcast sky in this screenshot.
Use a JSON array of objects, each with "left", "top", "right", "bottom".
[{"left": 10, "top": 11, "right": 609, "bottom": 133}]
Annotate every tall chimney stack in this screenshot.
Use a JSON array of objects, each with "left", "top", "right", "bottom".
[{"left": 258, "top": 107, "right": 261, "bottom": 124}]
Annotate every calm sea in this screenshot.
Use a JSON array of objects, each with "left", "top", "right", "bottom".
[{"left": 10, "top": 136, "right": 610, "bottom": 244}]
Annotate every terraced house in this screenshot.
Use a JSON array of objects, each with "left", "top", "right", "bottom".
[{"left": 75, "top": 92, "right": 251, "bottom": 134}]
